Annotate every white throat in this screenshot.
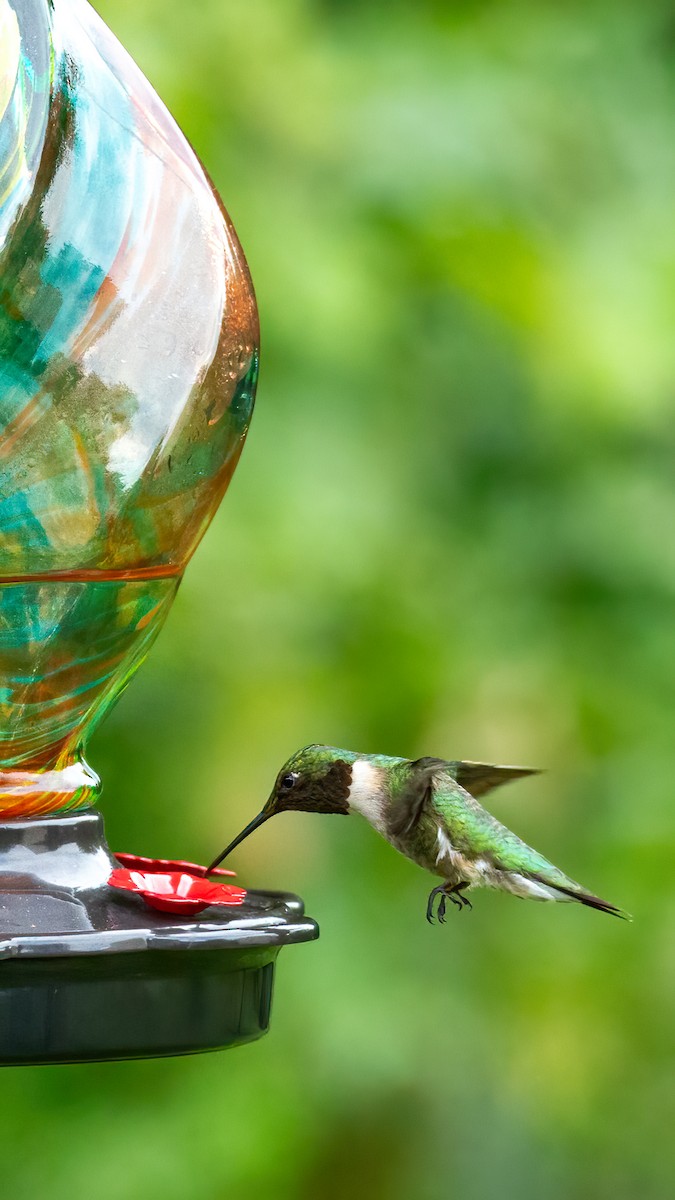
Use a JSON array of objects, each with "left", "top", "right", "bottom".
[{"left": 348, "top": 759, "right": 387, "bottom": 832}]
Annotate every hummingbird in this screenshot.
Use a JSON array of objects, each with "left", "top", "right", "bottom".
[{"left": 208, "top": 745, "right": 626, "bottom": 921}]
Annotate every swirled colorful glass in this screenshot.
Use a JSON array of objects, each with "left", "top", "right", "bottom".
[{"left": 0, "top": 0, "right": 259, "bottom": 816}]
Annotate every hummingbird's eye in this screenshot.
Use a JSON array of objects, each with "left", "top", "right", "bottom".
[{"left": 280, "top": 772, "right": 298, "bottom": 791}]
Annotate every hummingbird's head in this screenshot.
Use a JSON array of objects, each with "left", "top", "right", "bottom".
[
  {"left": 207, "top": 745, "right": 358, "bottom": 869},
  {"left": 264, "top": 744, "right": 356, "bottom": 816}
]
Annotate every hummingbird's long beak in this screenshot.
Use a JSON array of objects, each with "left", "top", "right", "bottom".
[{"left": 206, "top": 809, "right": 272, "bottom": 872}]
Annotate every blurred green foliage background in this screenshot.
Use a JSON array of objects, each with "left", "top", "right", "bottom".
[{"left": 3, "top": 0, "right": 674, "bottom": 1196}]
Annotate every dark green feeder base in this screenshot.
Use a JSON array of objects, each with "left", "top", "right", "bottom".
[{"left": 0, "top": 811, "right": 318, "bottom": 1065}]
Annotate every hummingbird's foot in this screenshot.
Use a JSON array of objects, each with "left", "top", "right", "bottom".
[{"left": 426, "top": 884, "right": 466, "bottom": 923}]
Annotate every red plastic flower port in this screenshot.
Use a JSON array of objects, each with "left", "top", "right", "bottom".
[
  {"left": 113, "top": 853, "right": 236, "bottom": 878},
  {"left": 108, "top": 868, "right": 247, "bottom": 915}
]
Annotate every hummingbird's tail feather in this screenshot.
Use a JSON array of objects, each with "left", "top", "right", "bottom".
[
  {"left": 454, "top": 761, "right": 541, "bottom": 799},
  {"left": 528, "top": 872, "right": 629, "bottom": 919}
]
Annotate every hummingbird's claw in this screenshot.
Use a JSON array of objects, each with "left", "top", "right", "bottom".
[
  {"left": 426, "top": 884, "right": 445, "bottom": 923},
  {"left": 426, "top": 882, "right": 473, "bottom": 923}
]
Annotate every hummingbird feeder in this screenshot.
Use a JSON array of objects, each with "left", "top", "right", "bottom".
[{"left": 0, "top": 0, "right": 317, "bottom": 1065}]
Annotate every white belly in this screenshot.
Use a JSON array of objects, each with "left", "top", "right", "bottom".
[{"left": 433, "top": 828, "right": 501, "bottom": 888}]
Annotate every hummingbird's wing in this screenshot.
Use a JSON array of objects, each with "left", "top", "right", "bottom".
[
  {"left": 390, "top": 761, "right": 572, "bottom": 884},
  {"left": 387, "top": 757, "right": 539, "bottom": 838},
  {"left": 451, "top": 761, "right": 541, "bottom": 798},
  {"left": 389, "top": 761, "right": 530, "bottom": 851}
]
